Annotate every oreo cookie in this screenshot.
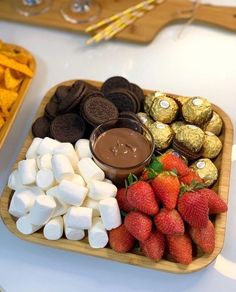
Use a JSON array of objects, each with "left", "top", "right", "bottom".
[
  {"left": 130, "top": 83, "right": 145, "bottom": 104},
  {"left": 105, "top": 89, "right": 137, "bottom": 113},
  {"left": 50, "top": 113, "right": 85, "bottom": 143},
  {"left": 32, "top": 117, "right": 51, "bottom": 138},
  {"left": 55, "top": 85, "right": 71, "bottom": 103},
  {"left": 44, "top": 101, "right": 59, "bottom": 120},
  {"left": 101, "top": 76, "right": 130, "bottom": 95}
]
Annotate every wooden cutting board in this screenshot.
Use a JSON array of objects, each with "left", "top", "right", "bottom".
[{"left": 0, "top": 0, "right": 236, "bottom": 44}]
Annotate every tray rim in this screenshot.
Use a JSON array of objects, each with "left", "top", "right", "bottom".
[
  {"left": 0, "top": 79, "right": 234, "bottom": 274},
  {"left": 0, "top": 42, "right": 36, "bottom": 149}
]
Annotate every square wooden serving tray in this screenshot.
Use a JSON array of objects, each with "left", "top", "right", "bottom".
[{"left": 0, "top": 80, "right": 233, "bottom": 273}]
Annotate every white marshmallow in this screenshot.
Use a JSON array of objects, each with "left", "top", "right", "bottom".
[
  {"left": 36, "top": 169, "right": 55, "bottom": 190},
  {"left": 9, "top": 197, "right": 25, "bottom": 218},
  {"left": 88, "top": 180, "right": 117, "bottom": 201},
  {"left": 58, "top": 180, "right": 88, "bottom": 206},
  {"left": 26, "top": 137, "right": 43, "bottom": 159},
  {"left": 77, "top": 158, "right": 104, "bottom": 183},
  {"left": 16, "top": 215, "right": 42, "bottom": 235},
  {"left": 53, "top": 143, "right": 78, "bottom": 170},
  {"left": 63, "top": 215, "right": 85, "bottom": 241},
  {"left": 51, "top": 154, "right": 74, "bottom": 182},
  {"left": 103, "top": 178, "right": 113, "bottom": 184},
  {"left": 88, "top": 217, "right": 108, "bottom": 248},
  {"left": 8, "top": 170, "right": 24, "bottom": 190},
  {"left": 99, "top": 198, "right": 122, "bottom": 231},
  {"left": 37, "top": 137, "right": 61, "bottom": 156},
  {"left": 75, "top": 139, "right": 92, "bottom": 159},
  {"left": 65, "top": 174, "right": 86, "bottom": 187},
  {"left": 83, "top": 197, "right": 100, "bottom": 217},
  {"left": 28, "top": 195, "right": 56, "bottom": 225},
  {"left": 66, "top": 206, "right": 92, "bottom": 229},
  {"left": 37, "top": 153, "right": 52, "bottom": 170},
  {"left": 46, "top": 186, "right": 69, "bottom": 217},
  {"left": 14, "top": 188, "right": 36, "bottom": 215},
  {"left": 43, "top": 216, "right": 63, "bottom": 240},
  {"left": 30, "top": 186, "right": 45, "bottom": 197},
  {"left": 18, "top": 158, "right": 37, "bottom": 185}
]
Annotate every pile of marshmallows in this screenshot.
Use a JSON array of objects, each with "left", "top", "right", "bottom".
[{"left": 8, "top": 137, "right": 122, "bottom": 249}]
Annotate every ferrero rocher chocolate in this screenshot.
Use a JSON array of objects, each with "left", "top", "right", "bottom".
[
  {"left": 149, "top": 121, "right": 174, "bottom": 150},
  {"left": 144, "top": 91, "right": 166, "bottom": 114},
  {"left": 136, "top": 112, "right": 154, "bottom": 128},
  {"left": 171, "top": 121, "right": 186, "bottom": 134},
  {"left": 191, "top": 158, "right": 218, "bottom": 186},
  {"left": 175, "top": 125, "right": 205, "bottom": 153},
  {"left": 203, "top": 111, "right": 223, "bottom": 136},
  {"left": 182, "top": 97, "right": 213, "bottom": 126},
  {"left": 202, "top": 132, "right": 222, "bottom": 159},
  {"left": 149, "top": 96, "right": 178, "bottom": 124}
]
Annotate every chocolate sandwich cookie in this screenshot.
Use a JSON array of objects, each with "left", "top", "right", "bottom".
[
  {"left": 55, "top": 85, "right": 71, "bottom": 103},
  {"left": 82, "top": 95, "right": 119, "bottom": 127},
  {"left": 32, "top": 117, "right": 51, "bottom": 138},
  {"left": 130, "top": 83, "right": 145, "bottom": 104},
  {"left": 101, "top": 76, "right": 130, "bottom": 95},
  {"left": 44, "top": 101, "right": 59, "bottom": 120},
  {"left": 50, "top": 113, "right": 85, "bottom": 143},
  {"left": 78, "top": 90, "right": 105, "bottom": 116}
]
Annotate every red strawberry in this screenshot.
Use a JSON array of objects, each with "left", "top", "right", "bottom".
[
  {"left": 140, "top": 231, "right": 165, "bottom": 261},
  {"left": 127, "top": 181, "right": 159, "bottom": 215},
  {"left": 199, "top": 188, "right": 228, "bottom": 214},
  {"left": 166, "top": 233, "right": 193, "bottom": 265},
  {"left": 151, "top": 172, "right": 180, "bottom": 209},
  {"left": 160, "top": 152, "right": 190, "bottom": 177},
  {"left": 154, "top": 208, "right": 184, "bottom": 235},
  {"left": 180, "top": 169, "right": 203, "bottom": 185},
  {"left": 189, "top": 220, "right": 215, "bottom": 254},
  {"left": 124, "top": 211, "right": 152, "bottom": 241},
  {"left": 109, "top": 224, "right": 136, "bottom": 253},
  {"left": 177, "top": 190, "right": 209, "bottom": 228},
  {"left": 116, "top": 188, "right": 133, "bottom": 213}
]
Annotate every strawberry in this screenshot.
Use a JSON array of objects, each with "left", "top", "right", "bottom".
[
  {"left": 166, "top": 233, "right": 192, "bottom": 265},
  {"left": 109, "top": 224, "right": 136, "bottom": 253},
  {"left": 127, "top": 181, "right": 159, "bottom": 215},
  {"left": 116, "top": 188, "right": 133, "bottom": 213},
  {"left": 180, "top": 169, "right": 203, "bottom": 185},
  {"left": 177, "top": 190, "right": 209, "bottom": 228},
  {"left": 199, "top": 188, "right": 228, "bottom": 214},
  {"left": 160, "top": 152, "right": 190, "bottom": 177},
  {"left": 140, "top": 231, "right": 165, "bottom": 261},
  {"left": 189, "top": 220, "right": 215, "bottom": 254},
  {"left": 151, "top": 172, "right": 180, "bottom": 209},
  {"left": 124, "top": 211, "right": 152, "bottom": 241},
  {"left": 154, "top": 208, "right": 184, "bottom": 235}
]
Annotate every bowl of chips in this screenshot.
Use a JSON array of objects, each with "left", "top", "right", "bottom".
[{"left": 0, "top": 39, "right": 35, "bottom": 148}]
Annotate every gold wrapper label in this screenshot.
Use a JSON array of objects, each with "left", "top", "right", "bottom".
[
  {"left": 160, "top": 100, "right": 170, "bottom": 109},
  {"left": 155, "top": 123, "right": 165, "bottom": 129},
  {"left": 196, "top": 161, "right": 206, "bottom": 169},
  {"left": 192, "top": 98, "right": 203, "bottom": 106}
]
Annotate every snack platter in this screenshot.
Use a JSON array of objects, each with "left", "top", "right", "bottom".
[{"left": 0, "top": 79, "right": 233, "bottom": 274}]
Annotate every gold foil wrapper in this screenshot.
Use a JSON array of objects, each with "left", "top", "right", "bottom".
[
  {"left": 175, "top": 125, "right": 205, "bottom": 153},
  {"left": 203, "top": 111, "right": 223, "bottom": 136},
  {"left": 191, "top": 158, "right": 218, "bottom": 186},
  {"left": 182, "top": 97, "right": 213, "bottom": 126},
  {"left": 149, "top": 96, "right": 178, "bottom": 124},
  {"left": 202, "top": 132, "right": 222, "bottom": 159},
  {"left": 149, "top": 121, "right": 174, "bottom": 150},
  {"left": 171, "top": 121, "right": 186, "bottom": 135},
  {"left": 136, "top": 112, "right": 154, "bottom": 129},
  {"left": 144, "top": 91, "right": 166, "bottom": 114},
  {"left": 168, "top": 95, "right": 190, "bottom": 107}
]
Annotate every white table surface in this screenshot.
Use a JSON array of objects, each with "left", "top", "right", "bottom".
[{"left": 0, "top": 13, "right": 236, "bottom": 292}]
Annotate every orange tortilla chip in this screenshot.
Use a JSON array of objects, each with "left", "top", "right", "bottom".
[
  {"left": 0, "top": 88, "right": 18, "bottom": 112},
  {"left": 0, "top": 115, "right": 5, "bottom": 130},
  {"left": 0, "top": 65, "right": 4, "bottom": 81},
  {"left": 0, "top": 50, "right": 30, "bottom": 64},
  {"left": 4, "top": 68, "right": 23, "bottom": 89},
  {"left": 0, "top": 54, "right": 33, "bottom": 77}
]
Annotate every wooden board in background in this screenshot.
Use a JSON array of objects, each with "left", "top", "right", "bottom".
[{"left": 0, "top": 80, "right": 233, "bottom": 273}]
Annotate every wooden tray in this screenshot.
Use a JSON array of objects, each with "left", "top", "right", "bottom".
[
  {"left": 0, "top": 43, "right": 36, "bottom": 149},
  {"left": 0, "top": 80, "right": 233, "bottom": 273},
  {"left": 0, "top": 1, "right": 236, "bottom": 44}
]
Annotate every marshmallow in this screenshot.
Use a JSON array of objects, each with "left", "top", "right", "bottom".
[
  {"left": 51, "top": 154, "right": 74, "bottom": 182},
  {"left": 75, "top": 139, "right": 92, "bottom": 159},
  {"left": 83, "top": 198, "right": 100, "bottom": 217},
  {"left": 9, "top": 197, "right": 25, "bottom": 218},
  {"left": 77, "top": 158, "right": 104, "bottom": 183},
  {"left": 30, "top": 186, "right": 45, "bottom": 197},
  {"left": 88, "top": 180, "right": 117, "bottom": 201},
  {"left": 88, "top": 217, "right": 108, "bottom": 249},
  {"left": 43, "top": 216, "right": 63, "bottom": 240},
  {"left": 58, "top": 180, "right": 88, "bottom": 206},
  {"left": 36, "top": 169, "right": 56, "bottom": 190},
  {"left": 65, "top": 174, "right": 86, "bottom": 187},
  {"left": 63, "top": 215, "right": 85, "bottom": 241},
  {"left": 37, "top": 137, "right": 61, "bottom": 156},
  {"left": 99, "top": 198, "right": 121, "bottom": 231},
  {"left": 18, "top": 158, "right": 37, "bottom": 185},
  {"left": 26, "top": 137, "right": 42, "bottom": 159},
  {"left": 46, "top": 186, "right": 69, "bottom": 217},
  {"left": 53, "top": 143, "right": 78, "bottom": 170},
  {"left": 16, "top": 215, "right": 42, "bottom": 235},
  {"left": 28, "top": 195, "right": 56, "bottom": 225},
  {"left": 37, "top": 153, "right": 52, "bottom": 170},
  {"left": 103, "top": 178, "right": 113, "bottom": 184},
  {"left": 66, "top": 206, "right": 92, "bottom": 229},
  {"left": 14, "top": 188, "right": 36, "bottom": 215},
  {"left": 8, "top": 170, "right": 24, "bottom": 190}
]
